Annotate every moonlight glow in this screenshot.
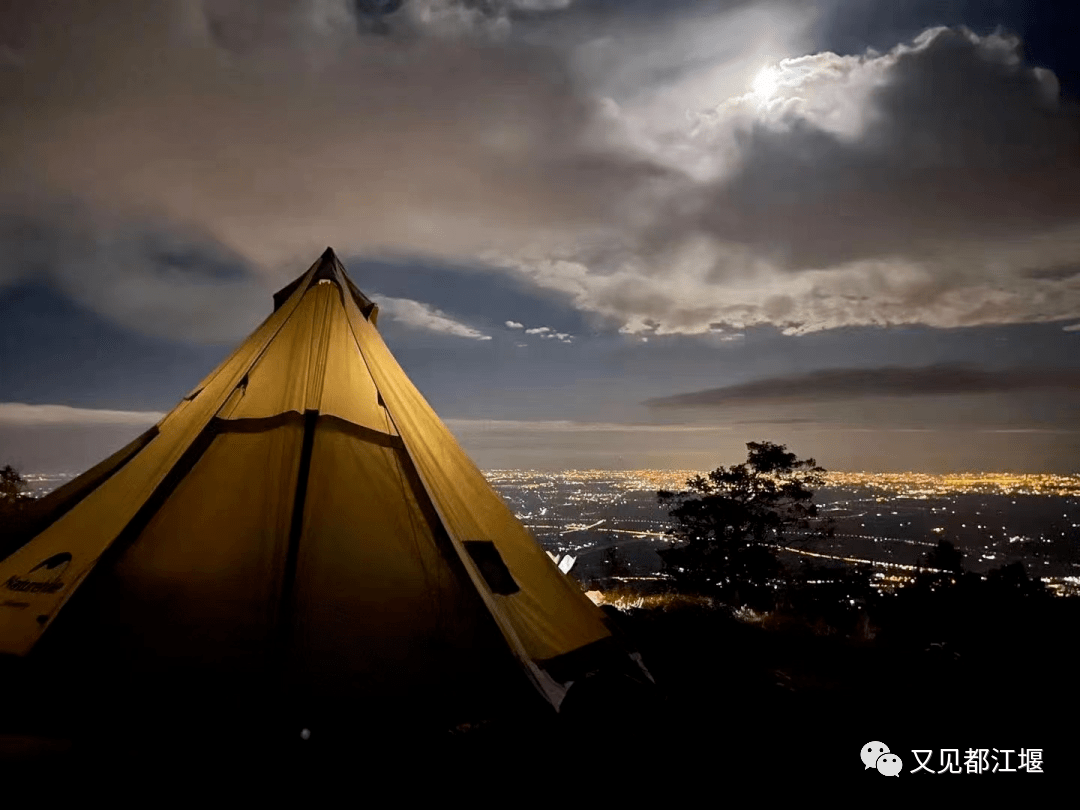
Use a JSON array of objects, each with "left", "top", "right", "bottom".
[{"left": 750, "top": 64, "right": 781, "bottom": 102}]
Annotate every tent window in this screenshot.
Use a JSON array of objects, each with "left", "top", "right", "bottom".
[{"left": 463, "top": 541, "right": 519, "bottom": 595}]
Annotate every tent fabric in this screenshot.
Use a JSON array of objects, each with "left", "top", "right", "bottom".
[
  {"left": 69, "top": 423, "right": 305, "bottom": 665},
  {"left": 0, "top": 248, "right": 637, "bottom": 720},
  {"left": 0, "top": 252, "right": 321, "bottom": 654},
  {"left": 341, "top": 292, "right": 613, "bottom": 705}
]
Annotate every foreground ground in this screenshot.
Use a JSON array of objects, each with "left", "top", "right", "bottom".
[{"left": 2, "top": 589, "right": 1074, "bottom": 783}]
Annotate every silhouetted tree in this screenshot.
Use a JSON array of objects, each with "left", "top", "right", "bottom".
[
  {"left": 657, "top": 442, "right": 830, "bottom": 608},
  {"left": 913, "top": 539, "right": 966, "bottom": 591},
  {"left": 0, "top": 464, "right": 30, "bottom": 514},
  {"left": 924, "top": 539, "right": 964, "bottom": 573},
  {"left": 0, "top": 464, "right": 33, "bottom": 559},
  {"left": 986, "top": 561, "right": 1049, "bottom": 599},
  {"left": 603, "top": 544, "right": 632, "bottom": 584}
]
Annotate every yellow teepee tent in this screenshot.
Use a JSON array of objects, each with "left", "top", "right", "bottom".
[{"left": 0, "top": 248, "right": 643, "bottom": 739}]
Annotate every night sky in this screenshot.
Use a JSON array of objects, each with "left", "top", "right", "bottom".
[{"left": 1, "top": 1, "right": 1079, "bottom": 473}]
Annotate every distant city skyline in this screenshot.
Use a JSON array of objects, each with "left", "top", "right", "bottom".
[{"left": 487, "top": 468, "right": 1080, "bottom": 596}]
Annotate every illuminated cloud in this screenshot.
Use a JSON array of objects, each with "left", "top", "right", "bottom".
[
  {"left": 374, "top": 294, "right": 492, "bottom": 340},
  {"left": 0, "top": 403, "right": 164, "bottom": 426},
  {"left": 505, "top": 320, "right": 524, "bottom": 329},
  {"left": 507, "top": 26, "right": 1080, "bottom": 335},
  {"left": 520, "top": 324, "right": 572, "bottom": 342}
]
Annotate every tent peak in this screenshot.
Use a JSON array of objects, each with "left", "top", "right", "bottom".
[
  {"left": 312, "top": 246, "right": 342, "bottom": 279},
  {"left": 316, "top": 246, "right": 339, "bottom": 270},
  {"left": 272, "top": 248, "right": 379, "bottom": 324}
]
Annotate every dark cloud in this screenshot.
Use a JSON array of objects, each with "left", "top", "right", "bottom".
[
  {"left": 0, "top": 205, "right": 266, "bottom": 343},
  {"left": 818, "top": 0, "right": 1080, "bottom": 99},
  {"left": 0, "top": 0, "right": 659, "bottom": 277},
  {"left": 1022, "top": 264, "right": 1080, "bottom": 281},
  {"left": 646, "top": 363, "right": 1080, "bottom": 407}
]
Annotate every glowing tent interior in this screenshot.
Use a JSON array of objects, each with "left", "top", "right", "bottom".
[{"left": 0, "top": 248, "right": 646, "bottom": 741}]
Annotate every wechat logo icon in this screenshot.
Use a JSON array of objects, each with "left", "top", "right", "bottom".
[{"left": 861, "top": 741, "right": 902, "bottom": 776}]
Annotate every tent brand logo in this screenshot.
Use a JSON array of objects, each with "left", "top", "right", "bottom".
[{"left": 4, "top": 553, "right": 73, "bottom": 595}]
